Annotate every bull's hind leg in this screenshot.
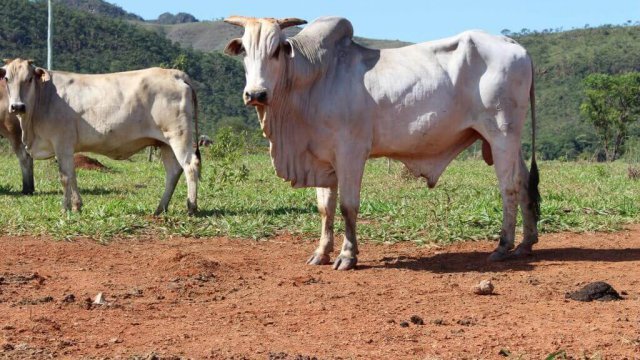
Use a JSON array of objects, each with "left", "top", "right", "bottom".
[
  {"left": 307, "top": 186, "right": 337, "bottom": 266},
  {"left": 488, "top": 144, "right": 522, "bottom": 262},
  {"left": 167, "top": 140, "right": 200, "bottom": 216},
  {"left": 514, "top": 155, "right": 539, "bottom": 256},
  {"left": 154, "top": 145, "right": 183, "bottom": 215}
]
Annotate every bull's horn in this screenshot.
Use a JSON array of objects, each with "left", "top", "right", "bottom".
[
  {"left": 224, "top": 16, "right": 251, "bottom": 27},
  {"left": 277, "top": 18, "right": 307, "bottom": 29}
]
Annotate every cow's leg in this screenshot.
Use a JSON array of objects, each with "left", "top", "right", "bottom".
[
  {"left": 333, "top": 156, "right": 366, "bottom": 271},
  {"left": 307, "top": 186, "right": 337, "bottom": 265},
  {"left": 155, "top": 145, "right": 183, "bottom": 215},
  {"left": 488, "top": 144, "right": 521, "bottom": 262},
  {"left": 514, "top": 155, "right": 539, "bottom": 256},
  {"left": 8, "top": 137, "right": 34, "bottom": 194},
  {"left": 166, "top": 140, "right": 199, "bottom": 216},
  {"left": 56, "top": 152, "right": 82, "bottom": 212}
]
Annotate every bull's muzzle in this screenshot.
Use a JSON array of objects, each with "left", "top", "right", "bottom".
[
  {"left": 10, "top": 102, "right": 26, "bottom": 114},
  {"left": 244, "top": 89, "right": 268, "bottom": 106}
]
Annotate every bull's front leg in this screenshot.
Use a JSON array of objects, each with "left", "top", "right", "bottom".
[
  {"left": 9, "top": 137, "right": 34, "bottom": 195},
  {"left": 332, "top": 155, "right": 366, "bottom": 271},
  {"left": 56, "top": 151, "right": 83, "bottom": 212},
  {"left": 307, "top": 186, "right": 337, "bottom": 265}
]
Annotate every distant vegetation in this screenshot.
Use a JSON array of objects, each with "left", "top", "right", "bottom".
[
  {"left": 2, "top": 0, "right": 639, "bottom": 160},
  {"left": 153, "top": 12, "right": 199, "bottom": 25}
]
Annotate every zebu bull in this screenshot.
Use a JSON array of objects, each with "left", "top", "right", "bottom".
[
  {"left": 0, "top": 59, "right": 201, "bottom": 215},
  {"left": 224, "top": 16, "right": 540, "bottom": 270},
  {"left": 0, "top": 84, "right": 34, "bottom": 194}
]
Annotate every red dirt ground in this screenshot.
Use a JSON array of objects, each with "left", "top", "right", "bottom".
[{"left": 1, "top": 226, "right": 640, "bottom": 359}]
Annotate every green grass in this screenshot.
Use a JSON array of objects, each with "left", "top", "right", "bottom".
[{"left": 0, "top": 149, "right": 637, "bottom": 243}]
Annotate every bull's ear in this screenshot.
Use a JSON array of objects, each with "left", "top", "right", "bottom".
[
  {"left": 283, "top": 39, "right": 295, "bottom": 59},
  {"left": 34, "top": 67, "right": 51, "bottom": 82},
  {"left": 2, "top": 59, "right": 12, "bottom": 65},
  {"left": 277, "top": 18, "right": 307, "bottom": 29},
  {"left": 27, "top": 59, "right": 35, "bottom": 66},
  {"left": 224, "top": 38, "right": 245, "bottom": 56}
]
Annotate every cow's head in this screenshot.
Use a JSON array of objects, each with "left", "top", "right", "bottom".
[
  {"left": 1, "top": 58, "right": 49, "bottom": 115},
  {"left": 223, "top": 16, "right": 307, "bottom": 107}
]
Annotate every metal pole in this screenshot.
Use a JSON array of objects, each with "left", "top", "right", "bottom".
[{"left": 47, "top": 0, "right": 52, "bottom": 70}]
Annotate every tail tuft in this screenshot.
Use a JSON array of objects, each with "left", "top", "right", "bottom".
[{"left": 529, "top": 158, "right": 541, "bottom": 222}]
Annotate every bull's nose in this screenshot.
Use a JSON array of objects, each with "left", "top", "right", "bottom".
[
  {"left": 10, "top": 103, "right": 26, "bottom": 113},
  {"left": 244, "top": 89, "right": 268, "bottom": 105}
]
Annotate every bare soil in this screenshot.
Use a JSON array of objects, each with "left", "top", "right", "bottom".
[{"left": 1, "top": 226, "right": 640, "bottom": 359}]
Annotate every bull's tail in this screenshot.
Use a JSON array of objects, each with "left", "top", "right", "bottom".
[
  {"left": 529, "top": 60, "right": 541, "bottom": 222},
  {"left": 188, "top": 81, "right": 202, "bottom": 179}
]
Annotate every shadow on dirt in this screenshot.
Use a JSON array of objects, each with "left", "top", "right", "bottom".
[{"left": 361, "top": 247, "right": 640, "bottom": 273}]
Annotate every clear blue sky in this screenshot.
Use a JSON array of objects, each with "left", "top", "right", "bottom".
[{"left": 118, "top": 0, "right": 639, "bottom": 43}]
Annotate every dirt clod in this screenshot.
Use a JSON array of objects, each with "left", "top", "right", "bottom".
[
  {"left": 399, "top": 321, "right": 409, "bottom": 328},
  {"left": 565, "top": 281, "right": 623, "bottom": 302},
  {"left": 473, "top": 280, "right": 495, "bottom": 295},
  {"left": 410, "top": 315, "right": 424, "bottom": 325},
  {"left": 74, "top": 154, "right": 107, "bottom": 171}
]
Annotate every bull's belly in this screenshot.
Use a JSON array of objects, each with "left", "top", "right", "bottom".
[
  {"left": 370, "top": 112, "right": 470, "bottom": 158},
  {"left": 79, "top": 138, "right": 157, "bottom": 160}
]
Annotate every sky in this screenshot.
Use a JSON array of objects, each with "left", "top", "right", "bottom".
[{"left": 116, "top": 0, "right": 639, "bottom": 43}]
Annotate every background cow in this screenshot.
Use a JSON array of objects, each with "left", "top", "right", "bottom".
[
  {"left": 0, "top": 84, "right": 34, "bottom": 195},
  {"left": 0, "top": 59, "right": 201, "bottom": 215},
  {"left": 224, "top": 16, "right": 540, "bottom": 270}
]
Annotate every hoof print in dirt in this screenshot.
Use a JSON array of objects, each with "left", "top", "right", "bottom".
[
  {"left": 472, "top": 280, "right": 495, "bottom": 295},
  {"left": 565, "top": 281, "right": 623, "bottom": 302}
]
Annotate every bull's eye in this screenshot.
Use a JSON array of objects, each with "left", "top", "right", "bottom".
[
  {"left": 272, "top": 45, "right": 281, "bottom": 59},
  {"left": 28, "top": 77, "right": 33, "bottom": 83}
]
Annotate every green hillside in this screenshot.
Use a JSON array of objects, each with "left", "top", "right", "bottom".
[
  {"left": 2, "top": 0, "right": 639, "bottom": 160},
  {"left": 513, "top": 26, "right": 640, "bottom": 160}
]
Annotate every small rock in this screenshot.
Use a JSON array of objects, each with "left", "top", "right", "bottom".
[
  {"left": 399, "top": 321, "right": 409, "bottom": 328},
  {"left": 410, "top": 315, "right": 424, "bottom": 325},
  {"left": 93, "top": 293, "right": 107, "bottom": 305},
  {"left": 473, "top": 280, "right": 495, "bottom": 295},
  {"left": 62, "top": 294, "right": 75, "bottom": 303},
  {"left": 432, "top": 318, "right": 446, "bottom": 326},
  {"left": 109, "top": 337, "right": 122, "bottom": 344},
  {"left": 2, "top": 343, "right": 14, "bottom": 352}
]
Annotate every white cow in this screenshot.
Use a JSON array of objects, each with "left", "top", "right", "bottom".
[
  {"left": 224, "top": 16, "right": 540, "bottom": 270},
  {"left": 0, "top": 59, "right": 201, "bottom": 215},
  {"left": 0, "top": 84, "right": 34, "bottom": 194}
]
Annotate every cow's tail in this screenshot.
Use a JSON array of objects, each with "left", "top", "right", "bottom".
[
  {"left": 528, "top": 59, "right": 541, "bottom": 222},
  {"left": 188, "top": 80, "right": 202, "bottom": 180}
]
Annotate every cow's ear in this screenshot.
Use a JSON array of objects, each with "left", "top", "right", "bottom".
[
  {"left": 283, "top": 39, "right": 295, "bottom": 59},
  {"left": 34, "top": 67, "right": 51, "bottom": 83},
  {"left": 224, "top": 38, "right": 245, "bottom": 56},
  {"left": 2, "top": 59, "right": 11, "bottom": 65}
]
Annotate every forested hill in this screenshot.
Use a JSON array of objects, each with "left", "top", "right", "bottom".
[
  {"left": 512, "top": 26, "right": 640, "bottom": 160},
  {"left": 0, "top": 0, "right": 253, "bottom": 136},
  {"left": 2, "top": 0, "right": 639, "bottom": 159}
]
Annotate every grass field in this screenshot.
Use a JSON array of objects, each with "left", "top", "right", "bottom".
[{"left": 0, "top": 148, "right": 637, "bottom": 243}]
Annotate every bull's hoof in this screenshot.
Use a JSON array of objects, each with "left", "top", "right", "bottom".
[
  {"left": 332, "top": 255, "right": 358, "bottom": 271},
  {"left": 514, "top": 244, "right": 534, "bottom": 257},
  {"left": 307, "top": 253, "right": 331, "bottom": 266},
  {"left": 487, "top": 250, "right": 511, "bottom": 262}
]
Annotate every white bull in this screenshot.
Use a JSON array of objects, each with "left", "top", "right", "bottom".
[
  {"left": 0, "top": 59, "right": 201, "bottom": 215},
  {"left": 224, "top": 16, "right": 540, "bottom": 270}
]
